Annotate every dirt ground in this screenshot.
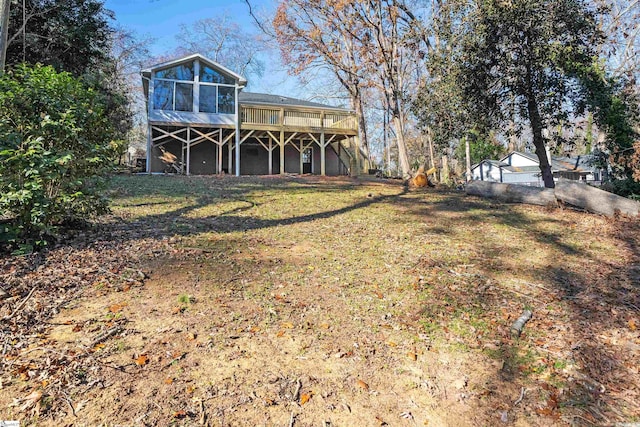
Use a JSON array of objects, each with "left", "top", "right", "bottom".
[{"left": 1, "top": 175, "right": 639, "bottom": 426}]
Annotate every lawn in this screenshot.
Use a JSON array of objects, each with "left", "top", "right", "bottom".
[{"left": 1, "top": 175, "right": 639, "bottom": 426}]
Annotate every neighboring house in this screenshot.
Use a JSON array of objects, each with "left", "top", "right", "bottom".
[
  {"left": 142, "top": 54, "right": 367, "bottom": 176},
  {"left": 471, "top": 151, "right": 603, "bottom": 187}
]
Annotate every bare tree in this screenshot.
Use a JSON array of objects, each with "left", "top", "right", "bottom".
[{"left": 175, "top": 14, "right": 265, "bottom": 82}]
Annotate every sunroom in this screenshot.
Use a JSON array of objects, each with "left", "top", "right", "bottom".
[{"left": 142, "top": 54, "right": 366, "bottom": 176}]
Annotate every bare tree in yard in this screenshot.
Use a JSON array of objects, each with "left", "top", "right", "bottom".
[
  {"left": 349, "top": 0, "right": 428, "bottom": 178},
  {"left": 595, "top": 0, "right": 640, "bottom": 85},
  {"left": 272, "top": 0, "right": 371, "bottom": 161},
  {"left": 175, "top": 15, "right": 265, "bottom": 82}
]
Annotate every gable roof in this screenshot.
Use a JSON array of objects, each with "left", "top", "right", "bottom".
[
  {"left": 141, "top": 53, "right": 247, "bottom": 86},
  {"left": 239, "top": 91, "right": 352, "bottom": 112}
]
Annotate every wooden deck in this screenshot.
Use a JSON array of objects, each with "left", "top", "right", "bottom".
[{"left": 241, "top": 105, "right": 358, "bottom": 135}]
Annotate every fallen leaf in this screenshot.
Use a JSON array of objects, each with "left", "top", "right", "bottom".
[
  {"left": 387, "top": 341, "right": 397, "bottom": 347},
  {"left": 629, "top": 319, "right": 637, "bottom": 331},
  {"left": 277, "top": 330, "right": 285, "bottom": 337},
  {"left": 186, "top": 332, "right": 197, "bottom": 341},
  {"left": 320, "top": 323, "right": 330, "bottom": 329},
  {"left": 93, "top": 343, "right": 106, "bottom": 352},
  {"left": 186, "top": 385, "right": 195, "bottom": 394},
  {"left": 72, "top": 324, "right": 83, "bottom": 332},
  {"left": 109, "top": 303, "right": 127, "bottom": 313},
  {"left": 356, "top": 379, "right": 369, "bottom": 391},
  {"left": 300, "top": 392, "right": 312, "bottom": 405},
  {"left": 173, "top": 410, "right": 186, "bottom": 419},
  {"left": 164, "top": 378, "right": 174, "bottom": 384},
  {"left": 135, "top": 354, "right": 149, "bottom": 366},
  {"left": 282, "top": 322, "right": 294, "bottom": 329},
  {"left": 250, "top": 326, "right": 261, "bottom": 333},
  {"left": 374, "top": 291, "right": 384, "bottom": 299},
  {"left": 407, "top": 351, "right": 417, "bottom": 361}
]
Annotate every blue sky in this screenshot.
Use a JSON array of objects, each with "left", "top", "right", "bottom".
[
  {"left": 104, "top": 0, "right": 255, "bottom": 57},
  {"left": 103, "top": 0, "right": 309, "bottom": 96}
]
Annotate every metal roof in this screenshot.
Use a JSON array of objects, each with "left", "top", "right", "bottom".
[{"left": 239, "top": 91, "right": 352, "bottom": 112}]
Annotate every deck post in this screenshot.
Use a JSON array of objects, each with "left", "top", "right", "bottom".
[
  {"left": 320, "top": 132, "right": 326, "bottom": 176},
  {"left": 299, "top": 139, "right": 304, "bottom": 174},
  {"left": 217, "top": 128, "right": 222, "bottom": 174},
  {"left": 146, "top": 124, "right": 152, "bottom": 174},
  {"left": 228, "top": 131, "right": 233, "bottom": 174},
  {"left": 280, "top": 130, "right": 285, "bottom": 175},
  {"left": 235, "top": 86, "right": 241, "bottom": 176},
  {"left": 352, "top": 135, "right": 360, "bottom": 177},
  {"left": 186, "top": 127, "right": 191, "bottom": 176},
  {"left": 268, "top": 137, "right": 273, "bottom": 175}
]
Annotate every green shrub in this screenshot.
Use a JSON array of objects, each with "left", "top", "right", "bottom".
[{"left": 0, "top": 64, "right": 123, "bottom": 251}]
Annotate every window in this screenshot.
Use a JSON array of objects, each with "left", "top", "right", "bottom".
[
  {"left": 156, "top": 62, "right": 194, "bottom": 80},
  {"left": 153, "top": 80, "right": 173, "bottom": 110},
  {"left": 199, "top": 85, "right": 217, "bottom": 113},
  {"left": 175, "top": 83, "right": 193, "bottom": 112},
  {"left": 218, "top": 86, "right": 235, "bottom": 114},
  {"left": 200, "top": 65, "right": 235, "bottom": 84}
]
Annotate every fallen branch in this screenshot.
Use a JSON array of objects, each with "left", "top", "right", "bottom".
[
  {"left": 292, "top": 378, "right": 302, "bottom": 402},
  {"left": 510, "top": 310, "right": 533, "bottom": 338},
  {"left": 89, "top": 325, "right": 124, "bottom": 348},
  {"left": 514, "top": 387, "right": 526, "bottom": 405},
  {"left": 3, "top": 286, "right": 38, "bottom": 320}
]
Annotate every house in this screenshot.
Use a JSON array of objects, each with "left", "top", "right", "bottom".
[
  {"left": 141, "top": 54, "right": 368, "bottom": 176},
  {"left": 471, "top": 151, "right": 603, "bottom": 186}
]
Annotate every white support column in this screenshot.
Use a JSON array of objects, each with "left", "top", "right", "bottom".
[
  {"left": 146, "top": 124, "right": 152, "bottom": 174},
  {"left": 186, "top": 127, "right": 191, "bottom": 176},
  {"left": 268, "top": 137, "right": 273, "bottom": 175},
  {"left": 235, "top": 86, "right": 241, "bottom": 176},
  {"left": 299, "top": 139, "right": 304, "bottom": 174},
  {"left": 320, "top": 132, "right": 326, "bottom": 176},
  {"left": 280, "top": 130, "right": 285, "bottom": 175},
  {"left": 228, "top": 131, "right": 233, "bottom": 174},
  {"left": 218, "top": 128, "right": 223, "bottom": 174}
]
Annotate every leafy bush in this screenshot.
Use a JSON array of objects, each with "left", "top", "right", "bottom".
[{"left": 0, "top": 64, "right": 123, "bottom": 251}]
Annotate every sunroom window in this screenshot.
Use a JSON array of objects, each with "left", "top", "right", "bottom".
[
  {"left": 218, "top": 86, "right": 235, "bottom": 114},
  {"left": 199, "top": 85, "right": 217, "bottom": 113},
  {"left": 156, "top": 63, "right": 194, "bottom": 80},
  {"left": 152, "top": 60, "right": 236, "bottom": 114},
  {"left": 200, "top": 65, "right": 234, "bottom": 84}
]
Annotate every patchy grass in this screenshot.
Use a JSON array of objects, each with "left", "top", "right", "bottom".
[{"left": 1, "top": 175, "right": 639, "bottom": 426}]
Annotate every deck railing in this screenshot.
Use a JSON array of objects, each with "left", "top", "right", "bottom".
[{"left": 241, "top": 106, "right": 357, "bottom": 132}]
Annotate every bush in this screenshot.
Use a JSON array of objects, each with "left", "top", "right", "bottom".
[{"left": 0, "top": 64, "right": 123, "bottom": 251}]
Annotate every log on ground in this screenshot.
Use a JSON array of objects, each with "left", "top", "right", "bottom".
[
  {"left": 555, "top": 181, "right": 640, "bottom": 217},
  {"left": 466, "top": 181, "right": 557, "bottom": 206}
]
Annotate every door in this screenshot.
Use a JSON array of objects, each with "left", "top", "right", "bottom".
[{"left": 302, "top": 147, "right": 313, "bottom": 174}]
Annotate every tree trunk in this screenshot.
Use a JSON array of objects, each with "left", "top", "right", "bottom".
[
  {"left": 526, "top": 91, "right": 555, "bottom": 188},
  {"left": 465, "top": 136, "right": 472, "bottom": 182},
  {"left": 0, "top": 0, "right": 10, "bottom": 72},
  {"left": 466, "top": 181, "right": 557, "bottom": 206},
  {"left": 555, "top": 181, "right": 639, "bottom": 217},
  {"left": 354, "top": 92, "right": 370, "bottom": 161},
  {"left": 391, "top": 114, "right": 411, "bottom": 178}
]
